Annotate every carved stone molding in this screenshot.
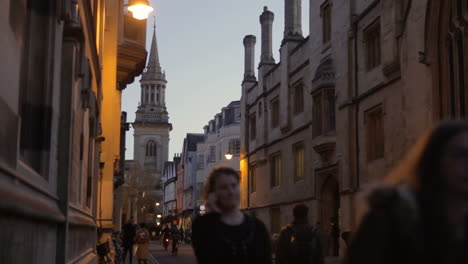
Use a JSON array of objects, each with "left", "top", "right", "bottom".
[
  {"left": 382, "top": 60, "right": 401, "bottom": 79},
  {"left": 313, "top": 142, "right": 336, "bottom": 162}
]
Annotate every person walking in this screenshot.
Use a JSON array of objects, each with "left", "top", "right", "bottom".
[
  {"left": 276, "top": 203, "right": 324, "bottom": 264},
  {"left": 171, "top": 223, "right": 181, "bottom": 254},
  {"left": 121, "top": 219, "right": 137, "bottom": 264},
  {"left": 135, "top": 223, "right": 150, "bottom": 264},
  {"left": 192, "top": 166, "right": 272, "bottom": 264},
  {"left": 179, "top": 226, "right": 185, "bottom": 244},
  {"left": 346, "top": 121, "right": 468, "bottom": 264}
]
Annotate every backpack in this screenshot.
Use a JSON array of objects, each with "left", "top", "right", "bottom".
[
  {"left": 136, "top": 229, "right": 148, "bottom": 244},
  {"left": 287, "top": 224, "right": 318, "bottom": 263}
]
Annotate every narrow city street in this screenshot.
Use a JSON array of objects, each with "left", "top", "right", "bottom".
[{"left": 150, "top": 241, "right": 196, "bottom": 264}]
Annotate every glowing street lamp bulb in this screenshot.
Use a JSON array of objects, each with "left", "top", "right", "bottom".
[
  {"left": 156, "top": 203, "right": 160, "bottom": 206},
  {"left": 225, "top": 152, "right": 233, "bottom": 160},
  {"left": 157, "top": 214, "right": 162, "bottom": 218},
  {"left": 128, "top": 0, "right": 153, "bottom": 20}
]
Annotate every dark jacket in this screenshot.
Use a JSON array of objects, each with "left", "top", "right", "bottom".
[
  {"left": 121, "top": 223, "right": 137, "bottom": 247},
  {"left": 346, "top": 187, "right": 423, "bottom": 264},
  {"left": 276, "top": 221, "right": 324, "bottom": 264},
  {"left": 192, "top": 212, "right": 272, "bottom": 264}
]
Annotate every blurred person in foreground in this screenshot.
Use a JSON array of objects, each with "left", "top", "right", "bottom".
[
  {"left": 276, "top": 203, "right": 324, "bottom": 264},
  {"left": 346, "top": 120, "right": 468, "bottom": 264},
  {"left": 192, "top": 166, "right": 272, "bottom": 264}
]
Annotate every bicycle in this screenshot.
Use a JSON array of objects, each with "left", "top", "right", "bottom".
[{"left": 97, "top": 241, "right": 112, "bottom": 264}]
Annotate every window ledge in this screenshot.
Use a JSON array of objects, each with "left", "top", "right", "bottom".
[
  {"left": 313, "top": 141, "right": 336, "bottom": 162},
  {"left": 294, "top": 178, "right": 305, "bottom": 184},
  {"left": 321, "top": 42, "right": 332, "bottom": 54}
]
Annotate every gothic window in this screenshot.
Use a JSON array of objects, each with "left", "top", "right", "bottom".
[
  {"left": 442, "top": 0, "right": 467, "bottom": 118},
  {"left": 228, "top": 138, "right": 240, "bottom": 155},
  {"left": 145, "top": 86, "right": 149, "bottom": 104},
  {"left": 146, "top": 140, "right": 157, "bottom": 157},
  {"left": 249, "top": 114, "right": 257, "bottom": 141},
  {"left": 151, "top": 85, "right": 155, "bottom": 103},
  {"left": 258, "top": 102, "right": 263, "bottom": 117},
  {"left": 294, "top": 143, "right": 305, "bottom": 182},
  {"left": 293, "top": 83, "right": 304, "bottom": 115},
  {"left": 271, "top": 98, "right": 279, "bottom": 128},
  {"left": 249, "top": 165, "right": 257, "bottom": 193},
  {"left": 313, "top": 88, "right": 336, "bottom": 138},
  {"left": 270, "top": 152, "right": 281, "bottom": 187},
  {"left": 364, "top": 19, "right": 381, "bottom": 70},
  {"left": 321, "top": 1, "right": 332, "bottom": 44},
  {"left": 365, "top": 104, "right": 384, "bottom": 161}
]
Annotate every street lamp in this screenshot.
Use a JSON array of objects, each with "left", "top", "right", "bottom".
[
  {"left": 225, "top": 151, "right": 233, "bottom": 160},
  {"left": 127, "top": 0, "right": 154, "bottom": 20},
  {"left": 157, "top": 214, "right": 162, "bottom": 218},
  {"left": 156, "top": 202, "right": 160, "bottom": 206}
]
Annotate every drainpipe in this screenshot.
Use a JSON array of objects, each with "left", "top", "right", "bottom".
[{"left": 352, "top": 0, "right": 360, "bottom": 192}]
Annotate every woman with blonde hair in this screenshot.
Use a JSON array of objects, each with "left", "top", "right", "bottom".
[{"left": 346, "top": 120, "right": 468, "bottom": 264}]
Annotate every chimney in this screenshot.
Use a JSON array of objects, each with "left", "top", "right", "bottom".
[
  {"left": 284, "top": 0, "right": 302, "bottom": 38},
  {"left": 243, "top": 35, "right": 256, "bottom": 80},
  {"left": 260, "top": 6, "right": 275, "bottom": 64}
]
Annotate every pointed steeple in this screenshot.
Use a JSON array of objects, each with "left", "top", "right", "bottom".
[{"left": 142, "top": 22, "right": 165, "bottom": 81}]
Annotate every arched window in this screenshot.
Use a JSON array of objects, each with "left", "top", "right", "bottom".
[
  {"left": 146, "top": 140, "right": 157, "bottom": 156},
  {"left": 145, "top": 86, "right": 149, "bottom": 104}
]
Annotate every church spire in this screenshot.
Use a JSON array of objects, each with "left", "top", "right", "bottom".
[{"left": 142, "top": 22, "right": 165, "bottom": 81}]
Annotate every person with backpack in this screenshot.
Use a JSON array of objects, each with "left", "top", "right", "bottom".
[
  {"left": 134, "top": 223, "right": 150, "bottom": 264},
  {"left": 276, "top": 203, "right": 324, "bottom": 264},
  {"left": 192, "top": 166, "right": 272, "bottom": 264}
]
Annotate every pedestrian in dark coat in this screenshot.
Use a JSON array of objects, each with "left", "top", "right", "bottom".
[
  {"left": 192, "top": 166, "right": 272, "bottom": 264},
  {"left": 346, "top": 121, "right": 468, "bottom": 264},
  {"left": 121, "top": 218, "right": 137, "bottom": 264},
  {"left": 276, "top": 203, "right": 324, "bottom": 264}
]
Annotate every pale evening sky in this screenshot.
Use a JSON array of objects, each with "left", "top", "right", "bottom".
[{"left": 122, "top": 0, "right": 310, "bottom": 160}]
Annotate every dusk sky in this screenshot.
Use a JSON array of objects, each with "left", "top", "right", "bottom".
[{"left": 122, "top": 0, "right": 310, "bottom": 160}]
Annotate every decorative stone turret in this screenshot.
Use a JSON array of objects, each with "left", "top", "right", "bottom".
[
  {"left": 284, "top": 0, "right": 303, "bottom": 39},
  {"left": 260, "top": 7, "right": 275, "bottom": 65},
  {"left": 243, "top": 35, "right": 256, "bottom": 81}
]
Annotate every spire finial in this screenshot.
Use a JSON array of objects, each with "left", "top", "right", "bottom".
[{"left": 153, "top": 16, "right": 156, "bottom": 30}]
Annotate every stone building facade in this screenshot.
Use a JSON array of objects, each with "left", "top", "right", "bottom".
[
  {"left": 0, "top": 0, "right": 148, "bottom": 263},
  {"left": 179, "top": 133, "right": 205, "bottom": 230},
  {"left": 240, "top": 0, "right": 467, "bottom": 259},
  {"left": 162, "top": 154, "right": 181, "bottom": 222},
  {"left": 196, "top": 101, "right": 242, "bottom": 211}
]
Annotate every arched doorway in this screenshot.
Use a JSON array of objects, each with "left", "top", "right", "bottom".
[
  {"left": 320, "top": 175, "right": 340, "bottom": 257},
  {"left": 427, "top": 0, "right": 468, "bottom": 119}
]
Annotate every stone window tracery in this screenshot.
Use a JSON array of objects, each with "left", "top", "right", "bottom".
[{"left": 146, "top": 140, "right": 157, "bottom": 157}]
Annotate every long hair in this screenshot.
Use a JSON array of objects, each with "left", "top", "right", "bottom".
[
  {"left": 385, "top": 120, "right": 468, "bottom": 189},
  {"left": 385, "top": 120, "right": 468, "bottom": 262}
]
